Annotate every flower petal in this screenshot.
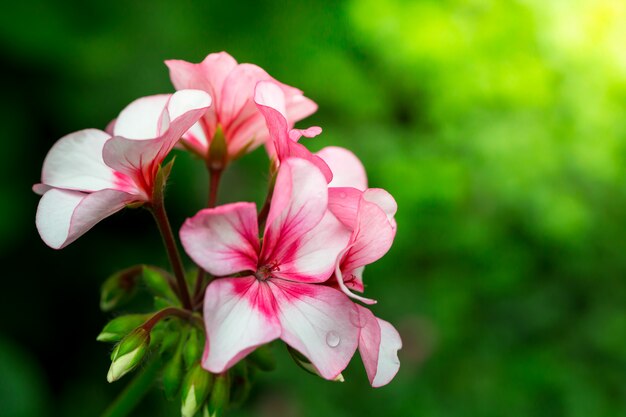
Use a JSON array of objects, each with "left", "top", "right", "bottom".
[
  {"left": 36, "top": 188, "right": 134, "bottom": 249},
  {"left": 40, "top": 129, "right": 118, "bottom": 192},
  {"left": 113, "top": 95, "right": 170, "bottom": 139},
  {"left": 327, "top": 187, "right": 363, "bottom": 230},
  {"left": 356, "top": 305, "right": 402, "bottom": 387},
  {"left": 255, "top": 82, "right": 332, "bottom": 182},
  {"left": 166, "top": 52, "right": 237, "bottom": 99},
  {"left": 364, "top": 188, "right": 398, "bottom": 230},
  {"left": 273, "top": 211, "right": 351, "bottom": 283},
  {"left": 260, "top": 158, "right": 328, "bottom": 264},
  {"left": 202, "top": 277, "right": 281, "bottom": 373},
  {"left": 103, "top": 90, "right": 211, "bottom": 179},
  {"left": 180, "top": 202, "right": 259, "bottom": 276},
  {"left": 341, "top": 194, "right": 396, "bottom": 275},
  {"left": 272, "top": 280, "right": 359, "bottom": 380},
  {"left": 317, "top": 146, "right": 368, "bottom": 190}
]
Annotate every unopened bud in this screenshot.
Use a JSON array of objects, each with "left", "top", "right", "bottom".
[
  {"left": 162, "top": 345, "right": 184, "bottom": 400},
  {"left": 100, "top": 266, "right": 142, "bottom": 311},
  {"left": 107, "top": 328, "right": 150, "bottom": 382},
  {"left": 97, "top": 314, "right": 150, "bottom": 343},
  {"left": 181, "top": 364, "right": 213, "bottom": 417},
  {"left": 206, "top": 372, "right": 229, "bottom": 417},
  {"left": 183, "top": 328, "right": 203, "bottom": 368},
  {"left": 142, "top": 265, "right": 178, "bottom": 302},
  {"left": 287, "top": 346, "right": 344, "bottom": 382}
]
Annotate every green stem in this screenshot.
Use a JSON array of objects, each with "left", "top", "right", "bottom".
[
  {"left": 150, "top": 196, "right": 193, "bottom": 311},
  {"left": 100, "top": 358, "right": 162, "bottom": 417},
  {"left": 207, "top": 168, "right": 223, "bottom": 208},
  {"left": 142, "top": 307, "right": 203, "bottom": 330}
]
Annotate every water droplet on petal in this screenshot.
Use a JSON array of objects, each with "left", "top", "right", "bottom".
[
  {"left": 339, "top": 191, "right": 347, "bottom": 199},
  {"left": 326, "top": 331, "right": 341, "bottom": 348}
]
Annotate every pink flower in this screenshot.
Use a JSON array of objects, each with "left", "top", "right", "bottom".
[
  {"left": 318, "top": 147, "right": 403, "bottom": 387},
  {"left": 34, "top": 90, "right": 212, "bottom": 249},
  {"left": 166, "top": 52, "right": 317, "bottom": 164},
  {"left": 254, "top": 80, "right": 333, "bottom": 182},
  {"left": 180, "top": 157, "right": 359, "bottom": 380}
]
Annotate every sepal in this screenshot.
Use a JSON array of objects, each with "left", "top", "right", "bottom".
[{"left": 96, "top": 314, "right": 150, "bottom": 342}]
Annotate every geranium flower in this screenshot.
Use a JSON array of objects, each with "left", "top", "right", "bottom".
[
  {"left": 180, "top": 157, "right": 359, "bottom": 380},
  {"left": 318, "top": 147, "right": 402, "bottom": 387},
  {"left": 34, "top": 90, "right": 212, "bottom": 249},
  {"left": 166, "top": 52, "right": 317, "bottom": 165}
]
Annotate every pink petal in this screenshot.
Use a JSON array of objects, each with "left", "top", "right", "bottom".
[
  {"left": 364, "top": 188, "right": 398, "bottom": 229},
  {"left": 341, "top": 194, "right": 396, "bottom": 274},
  {"left": 327, "top": 187, "right": 363, "bottom": 230},
  {"left": 334, "top": 192, "right": 397, "bottom": 304},
  {"left": 289, "top": 126, "right": 322, "bottom": 142},
  {"left": 103, "top": 90, "right": 211, "bottom": 181},
  {"left": 285, "top": 95, "right": 318, "bottom": 128},
  {"left": 356, "top": 305, "right": 402, "bottom": 387},
  {"left": 317, "top": 146, "right": 368, "bottom": 190},
  {"left": 36, "top": 188, "right": 134, "bottom": 249},
  {"left": 202, "top": 277, "right": 281, "bottom": 373},
  {"left": 40, "top": 129, "right": 118, "bottom": 192},
  {"left": 260, "top": 158, "right": 328, "bottom": 264},
  {"left": 220, "top": 63, "right": 270, "bottom": 130},
  {"left": 255, "top": 82, "right": 332, "bottom": 182},
  {"left": 113, "top": 95, "right": 170, "bottom": 139},
  {"left": 180, "top": 202, "right": 259, "bottom": 276},
  {"left": 272, "top": 211, "right": 351, "bottom": 283},
  {"left": 166, "top": 52, "right": 237, "bottom": 98},
  {"left": 272, "top": 280, "right": 359, "bottom": 380}
]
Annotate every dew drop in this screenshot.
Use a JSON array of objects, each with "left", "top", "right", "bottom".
[{"left": 326, "top": 331, "right": 341, "bottom": 348}]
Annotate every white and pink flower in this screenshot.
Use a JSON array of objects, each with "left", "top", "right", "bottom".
[
  {"left": 34, "top": 90, "right": 212, "bottom": 249},
  {"left": 166, "top": 52, "right": 317, "bottom": 163},
  {"left": 180, "top": 157, "right": 358, "bottom": 380}
]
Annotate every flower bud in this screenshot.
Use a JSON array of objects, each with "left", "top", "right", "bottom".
[
  {"left": 142, "top": 265, "right": 178, "bottom": 302},
  {"left": 180, "top": 364, "right": 213, "bottom": 417},
  {"left": 100, "top": 266, "right": 143, "bottom": 311},
  {"left": 183, "top": 328, "right": 203, "bottom": 368},
  {"left": 162, "top": 343, "right": 184, "bottom": 400},
  {"left": 97, "top": 314, "right": 150, "bottom": 343},
  {"left": 206, "top": 372, "right": 229, "bottom": 417},
  {"left": 107, "top": 328, "right": 150, "bottom": 383},
  {"left": 229, "top": 362, "right": 250, "bottom": 408}
]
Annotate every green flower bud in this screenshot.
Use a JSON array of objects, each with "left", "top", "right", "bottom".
[
  {"left": 206, "top": 372, "right": 229, "bottom": 417},
  {"left": 107, "top": 328, "right": 150, "bottom": 383},
  {"left": 287, "top": 346, "right": 344, "bottom": 382},
  {"left": 183, "top": 328, "right": 203, "bottom": 369},
  {"left": 162, "top": 342, "right": 184, "bottom": 400},
  {"left": 180, "top": 364, "right": 213, "bottom": 417},
  {"left": 143, "top": 265, "right": 178, "bottom": 302},
  {"left": 100, "top": 266, "right": 143, "bottom": 311},
  {"left": 97, "top": 314, "right": 150, "bottom": 343}
]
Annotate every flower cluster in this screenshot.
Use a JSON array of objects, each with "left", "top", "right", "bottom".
[{"left": 35, "top": 51, "right": 401, "bottom": 414}]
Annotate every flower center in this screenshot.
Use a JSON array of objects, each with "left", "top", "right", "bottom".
[{"left": 255, "top": 260, "right": 280, "bottom": 281}]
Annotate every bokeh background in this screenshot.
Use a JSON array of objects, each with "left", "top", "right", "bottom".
[{"left": 2, "top": 0, "right": 626, "bottom": 416}]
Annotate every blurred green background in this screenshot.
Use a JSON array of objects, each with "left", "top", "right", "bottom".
[{"left": 2, "top": 0, "right": 626, "bottom": 416}]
